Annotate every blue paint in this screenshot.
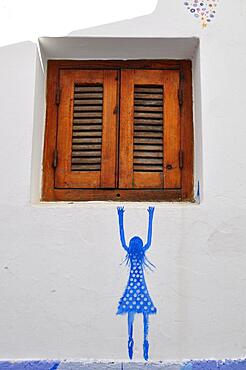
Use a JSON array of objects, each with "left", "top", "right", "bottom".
[
  {"left": 116, "top": 206, "right": 156, "bottom": 361},
  {"left": 182, "top": 361, "right": 218, "bottom": 370},
  {"left": 0, "top": 361, "right": 60, "bottom": 370},
  {"left": 0, "top": 360, "right": 246, "bottom": 369},
  {"left": 182, "top": 364, "right": 193, "bottom": 370},
  {"left": 143, "top": 312, "right": 149, "bottom": 361},
  {"left": 181, "top": 360, "right": 246, "bottom": 370},
  {"left": 127, "top": 312, "right": 134, "bottom": 360},
  {"left": 196, "top": 180, "right": 200, "bottom": 203}
]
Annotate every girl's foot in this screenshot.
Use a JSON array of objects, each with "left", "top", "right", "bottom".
[
  {"left": 128, "top": 338, "right": 134, "bottom": 360},
  {"left": 143, "top": 339, "right": 149, "bottom": 361}
]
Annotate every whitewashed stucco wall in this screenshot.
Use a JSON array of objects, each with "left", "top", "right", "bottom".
[{"left": 0, "top": 0, "right": 246, "bottom": 362}]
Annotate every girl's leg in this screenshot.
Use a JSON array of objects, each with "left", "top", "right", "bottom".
[
  {"left": 143, "top": 313, "right": 149, "bottom": 361},
  {"left": 127, "top": 312, "right": 135, "bottom": 360}
]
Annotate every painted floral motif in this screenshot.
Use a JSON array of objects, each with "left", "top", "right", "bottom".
[{"left": 184, "top": 0, "right": 219, "bottom": 28}]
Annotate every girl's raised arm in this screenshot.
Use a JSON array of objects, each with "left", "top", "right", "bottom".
[
  {"left": 144, "top": 207, "right": 155, "bottom": 251},
  {"left": 117, "top": 207, "right": 128, "bottom": 251}
]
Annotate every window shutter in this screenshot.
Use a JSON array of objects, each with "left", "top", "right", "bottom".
[
  {"left": 55, "top": 69, "right": 118, "bottom": 189},
  {"left": 119, "top": 69, "right": 181, "bottom": 189}
]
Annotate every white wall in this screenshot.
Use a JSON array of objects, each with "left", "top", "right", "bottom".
[
  {"left": 0, "top": 0, "right": 158, "bottom": 46},
  {"left": 0, "top": 0, "right": 246, "bottom": 362}
]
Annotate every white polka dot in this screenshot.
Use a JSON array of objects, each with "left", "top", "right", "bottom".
[
  {"left": 129, "top": 297, "right": 132, "bottom": 301},
  {"left": 133, "top": 301, "right": 136, "bottom": 305},
  {"left": 129, "top": 305, "right": 133, "bottom": 309},
  {"left": 144, "top": 298, "right": 147, "bottom": 301},
  {"left": 134, "top": 279, "right": 137, "bottom": 282},
  {"left": 137, "top": 283, "right": 141, "bottom": 286},
  {"left": 140, "top": 301, "right": 144, "bottom": 305},
  {"left": 123, "top": 305, "right": 126, "bottom": 308},
  {"left": 144, "top": 306, "right": 148, "bottom": 310},
  {"left": 141, "top": 294, "right": 144, "bottom": 298},
  {"left": 126, "top": 294, "right": 129, "bottom": 297},
  {"left": 130, "top": 290, "right": 133, "bottom": 293},
  {"left": 137, "top": 297, "right": 140, "bottom": 301},
  {"left": 148, "top": 302, "right": 151, "bottom": 305},
  {"left": 151, "top": 307, "right": 155, "bottom": 311},
  {"left": 123, "top": 298, "right": 126, "bottom": 301},
  {"left": 136, "top": 290, "right": 140, "bottom": 294},
  {"left": 134, "top": 294, "right": 137, "bottom": 297},
  {"left": 126, "top": 301, "right": 129, "bottom": 305},
  {"left": 134, "top": 285, "right": 137, "bottom": 289},
  {"left": 136, "top": 305, "right": 140, "bottom": 309}
]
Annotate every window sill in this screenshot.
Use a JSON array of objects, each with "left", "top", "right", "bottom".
[
  {"left": 42, "top": 188, "right": 194, "bottom": 202},
  {"left": 35, "top": 200, "right": 199, "bottom": 209}
]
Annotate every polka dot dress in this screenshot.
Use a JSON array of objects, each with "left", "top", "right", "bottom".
[{"left": 117, "top": 256, "right": 157, "bottom": 315}]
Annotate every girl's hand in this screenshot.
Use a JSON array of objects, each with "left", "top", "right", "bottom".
[
  {"left": 117, "top": 206, "right": 125, "bottom": 215},
  {"left": 147, "top": 206, "right": 155, "bottom": 215}
]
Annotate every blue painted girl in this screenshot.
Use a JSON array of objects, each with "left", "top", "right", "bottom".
[{"left": 117, "top": 206, "right": 156, "bottom": 361}]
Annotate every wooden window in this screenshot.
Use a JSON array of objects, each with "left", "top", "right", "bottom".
[{"left": 43, "top": 60, "right": 193, "bottom": 202}]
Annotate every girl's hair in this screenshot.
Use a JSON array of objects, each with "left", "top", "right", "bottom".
[{"left": 121, "top": 236, "right": 155, "bottom": 271}]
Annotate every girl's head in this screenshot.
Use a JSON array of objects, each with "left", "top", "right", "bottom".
[
  {"left": 124, "top": 236, "right": 155, "bottom": 271},
  {"left": 129, "top": 236, "right": 144, "bottom": 256}
]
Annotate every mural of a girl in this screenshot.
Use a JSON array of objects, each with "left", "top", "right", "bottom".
[{"left": 117, "top": 206, "right": 156, "bottom": 361}]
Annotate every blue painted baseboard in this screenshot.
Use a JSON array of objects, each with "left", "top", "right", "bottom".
[{"left": 0, "top": 360, "right": 246, "bottom": 370}]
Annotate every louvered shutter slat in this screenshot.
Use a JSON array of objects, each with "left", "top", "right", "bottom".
[{"left": 73, "top": 119, "right": 102, "bottom": 124}]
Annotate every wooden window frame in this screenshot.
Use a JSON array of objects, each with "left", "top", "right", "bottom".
[{"left": 42, "top": 60, "right": 194, "bottom": 202}]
